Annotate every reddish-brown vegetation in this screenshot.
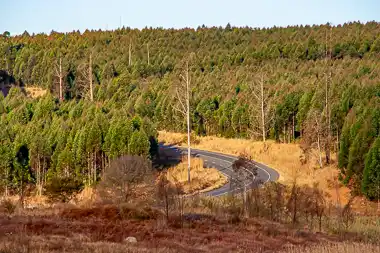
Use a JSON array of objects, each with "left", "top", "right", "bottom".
[{"left": 0, "top": 205, "right": 343, "bottom": 253}]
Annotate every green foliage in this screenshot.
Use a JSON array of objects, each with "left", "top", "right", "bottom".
[
  {"left": 45, "top": 177, "right": 84, "bottom": 203},
  {"left": 362, "top": 137, "right": 380, "bottom": 200},
  {"left": 128, "top": 131, "right": 150, "bottom": 157},
  {"left": 0, "top": 88, "right": 157, "bottom": 195}
]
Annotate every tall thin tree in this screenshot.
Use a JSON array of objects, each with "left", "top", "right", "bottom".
[
  {"left": 249, "top": 73, "right": 273, "bottom": 142},
  {"left": 129, "top": 39, "right": 132, "bottom": 66},
  {"left": 174, "top": 55, "right": 194, "bottom": 183},
  {"left": 89, "top": 53, "right": 93, "bottom": 101},
  {"left": 147, "top": 43, "right": 150, "bottom": 65},
  {"left": 324, "top": 24, "right": 333, "bottom": 164},
  {"left": 77, "top": 53, "right": 94, "bottom": 101},
  {"left": 54, "top": 57, "right": 65, "bottom": 101}
]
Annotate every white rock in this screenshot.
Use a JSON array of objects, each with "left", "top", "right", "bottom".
[{"left": 124, "top": 236, "right": 137, "bottom": 243}]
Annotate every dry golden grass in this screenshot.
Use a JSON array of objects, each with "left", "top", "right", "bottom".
[
  {"left": 283, "top": 242, "right": 380, "bottom": 253},
  {"left": 166, "top": 158, "right": 227, "bottom": 194},
  {"left": 25, "top": 86, "right": 47, "bottom": 98},
  {"left": 159, "top": 131, "right": 351, "bottom": 204}
]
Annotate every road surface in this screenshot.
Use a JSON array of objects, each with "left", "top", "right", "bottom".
[{"left": 160, "top": 144, "right": 280, "bottom": 197}]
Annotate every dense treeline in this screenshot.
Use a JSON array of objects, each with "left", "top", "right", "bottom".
[
  {"left": 0, "top": 87, "right": 157, "bottom": 197},
  {"left": 0, "top": 22, "right": 379, "bottom": 199}
]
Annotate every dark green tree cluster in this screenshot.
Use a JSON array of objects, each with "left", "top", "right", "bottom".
[
  {"left": 0, "top": 22, "right": 379, "bottom": 199},
  {"left": 0, "top": 87, "right": 157, "bottom": 197}
]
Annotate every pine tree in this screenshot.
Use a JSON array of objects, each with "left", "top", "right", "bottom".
[
  {"left": 128, "top": 131, "right": 150, "bottom": 157},
  {"left": 362, "top": 137, "right": 380, "bottom": 200}
]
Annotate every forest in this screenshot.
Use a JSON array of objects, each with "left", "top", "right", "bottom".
[{"left": 0, "top": 21, "right": 379, "bottom": 200}]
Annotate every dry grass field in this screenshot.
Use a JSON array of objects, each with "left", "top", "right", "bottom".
[
  {"left": 166, "top": 158, "right": 228, "bottom": 194},
  {"left": 158, "top": 131, "right": 350, "bottom": 203},
  {"left": 159, "top": 131, "right": 380, "bottom": 216}
]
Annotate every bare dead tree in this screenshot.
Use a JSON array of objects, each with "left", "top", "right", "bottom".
[
  {"left": 312, "top": 185, "right": 327, "bottom": 232},
  {"left": 340, "top": 196, "right": 355, "bottom": 231},
  {"left": 89, "top": 54, "right": 93, "bottom": 101},
  {"left": 156, "top": 173, "right": 177, "bottom": 222},
  {"left": 147, "top": 43, "right": 150, "bottom": 65},
  {"left": 303, "top": 110, "right": 325, "bottom": 168},
  {"left": 97, "top": 155, "right": 152, "bottom": 204},
  {"left": 262, "top": 182, "right": 286, "bottom": 222},
  {"left": 129, "top": 38, "right": 132, "bottom": 66},
  {"left": 77, "top": 53, "right": 94, "bottom": 101},
  {"left": 173, "top": 54, "right": 195, "bottom": 183},
  {"left": 287, "top": 181, "right": 301, "bottom": 225},
  {"left": 231, "top": 154, "right": 258, "bottom": 217},
  {"left": 54, "top": 57, "right": 65, "bottom": 101},
  {"left": 248, "top": 73, "right": 273, "bottom": 142}
]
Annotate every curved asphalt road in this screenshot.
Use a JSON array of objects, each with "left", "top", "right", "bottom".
[{"left": 160, "top": 144, "right": 279, "bottom": 197}]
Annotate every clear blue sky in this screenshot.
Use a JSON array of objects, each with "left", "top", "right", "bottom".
[{"left": 2, "top": 0, "right": 379, "bottom": 35}]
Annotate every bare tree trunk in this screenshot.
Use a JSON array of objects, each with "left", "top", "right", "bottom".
[
  {"left": 260, "top": 75, "right": 266, "bottom": 142},
  {"left": 317, "top": 132, "right": 323, "bottom": 168},
  {"left": 336, "top": 129, "right": 339, "bottom": 162},
  {"left": 87, "top": 153, "right": 91, "bottom": 185},
  {"left": 292, "top": 188, "right": 297, "bottom": 225},
  {"left": 324, "top": 26, "right": 332, "bottom": 164},
  {"left": 174, "top": 57, "right": 193, "bottom": 183},
  {"left": 5, "top": 168, "right": 8, "bottom": 197},
  {"left": 89, "top": 54, "right": 93, "bottom": 102},
  {"left": 42, "top": 157, "right": 45, "bottom": 191},
  {"left": 94, "top": 152, "right": 97, "bottom": 183},
  {"left": 186, "top": 61, "right": 191, "bottom": 183},
  {"left": 129, "top": 39, "right": 132, "bottom": 66},
  {"left": 37, "top": 154, "right": 41, "bottom": 196},
  {"left": 243, "top": 183, "right": 247, "bottom": 217},
  {"left": 292, "top": 113, "right": 295, "bottom": 141},
  {"left": 147, "top": 44, "right": 150, "bottom": 65},
  {"left": 19, "top": 174, "right": 24, "bottom": 209},
  {"left": 59, "top": 57, "right": 63, "bottom": 101},
  {"left": 249, "top": 73, "right": 273, "bottom": 142}
]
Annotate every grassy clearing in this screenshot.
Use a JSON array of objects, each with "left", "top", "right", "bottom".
[
  {"left": 158, "top": 131, "right": 351, "bottom": 204},
  {"left": 166, "top": 158, "right": 228, "bottom": 194}
]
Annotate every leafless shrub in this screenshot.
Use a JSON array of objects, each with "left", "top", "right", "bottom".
[
  {"left": 262, "top": 182, "right": 286, "bottom": 222},
  {"left": 0, "top": 198, "right": 16, "bottom": 215},
  {"left": 156, "top": 173, "right": 177, "bottom": 222},
  {"left": 247, "top": 183, "right": 263, "bottom": 218},
  {"left": 340, "top": 197, "right": 355, "bottom": 231},
  {"left": 97, "top": 155, "right": 152, "bottom": 204},
  {"left": 230, "top": 153, "right": 258, "bottom": 217}
]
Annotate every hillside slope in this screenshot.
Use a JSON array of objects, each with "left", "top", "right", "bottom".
[{"left": 0, "top": 22, "right": 379, "bottom": 198}]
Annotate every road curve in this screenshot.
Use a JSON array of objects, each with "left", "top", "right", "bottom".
[{"left": 160, "top": 144, "right": 280, "bottom": 197}]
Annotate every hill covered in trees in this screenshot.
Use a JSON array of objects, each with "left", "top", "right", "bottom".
[{"left": 0, "top": 22, "right": 380, "bottom": 199}]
